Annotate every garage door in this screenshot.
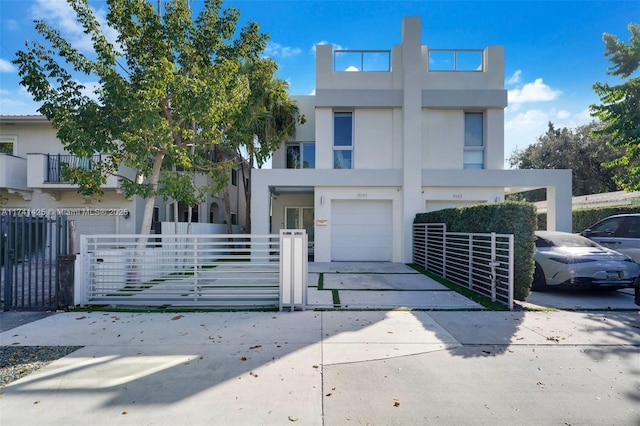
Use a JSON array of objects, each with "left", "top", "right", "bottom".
[{"left": 331, "top": 200, "right": 392, "bottom": 261}]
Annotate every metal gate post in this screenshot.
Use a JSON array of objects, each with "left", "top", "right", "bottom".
[{"left": 57, "top": 254, "right": 76, "bottom": 310}]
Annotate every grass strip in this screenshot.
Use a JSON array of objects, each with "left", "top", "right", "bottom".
[
  {"left": 332, "top": 289, "right": 340, "bottom": 307},
  {"left": 408, "top": 263, "right": 509, "bottom": 311}
]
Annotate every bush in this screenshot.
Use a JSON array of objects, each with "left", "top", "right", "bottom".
[{"left": 415, "top": 202, "right": 536, "bottom": 301}]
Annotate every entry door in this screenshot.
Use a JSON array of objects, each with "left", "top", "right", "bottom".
[{"left": 285, "top": 207, "right": 314, "bottom": 249}]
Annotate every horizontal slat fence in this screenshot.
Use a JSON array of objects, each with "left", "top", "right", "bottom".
[{"left": 81, "top": 234, "right": 282, "bottom": 308}]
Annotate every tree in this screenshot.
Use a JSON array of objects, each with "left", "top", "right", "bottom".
[
  {"left": 590, "top": 23, "right": 640, "bottom": 191},
  {"left": 13, "top": 0, "right": 267, "bottom": 235},
  {"left": 226, "top": 58, "right": 304, "bottom": 232},
  {"left": 508, "top": 121, "right": 625, "bottom": 201}
]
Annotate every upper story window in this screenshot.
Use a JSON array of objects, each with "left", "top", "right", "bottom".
[
  {"left": 231, "top": 168, "right": 237, "bottom": 186},
  {"left": 286, "top": 142, "right": 316, "bottom": 169},
  {"left": 334, "top": 112, "right": 353, "bottom": 169},
  {"left": 464, "top": 112, "right": 484, "bottom": 169},
  {"left": 0, "top": 136, "right": 16, "bottom": 155}
]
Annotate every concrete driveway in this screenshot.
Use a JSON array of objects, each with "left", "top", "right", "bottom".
[
  {"left": 307, "top": 262, "right": 484, "bottom": 310},
  {"left": 523, "top": 287, "right": 639, "bottom": 310}
]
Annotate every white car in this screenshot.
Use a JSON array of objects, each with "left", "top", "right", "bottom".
[{"left": 532, "top": 231, "right": 640, "bottom": 291}]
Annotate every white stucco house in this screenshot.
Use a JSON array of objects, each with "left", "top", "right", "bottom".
[
  {"left": 0, "top": 115, "right": 249, "bottom": 247},
  {"left": 252, "top": 16, "right": 572, "bottom": 263}
]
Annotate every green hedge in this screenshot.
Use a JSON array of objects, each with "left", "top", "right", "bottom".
[
  {"left": 537, "top": 205, "right": 640, "bottom": 232},
  {"left": 415, "top": 202, "right": 536, "bottom": 301}
]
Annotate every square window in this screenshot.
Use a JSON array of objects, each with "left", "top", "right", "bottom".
[{"left": 334, "top": 150, "right": 352, "bottom": 169}]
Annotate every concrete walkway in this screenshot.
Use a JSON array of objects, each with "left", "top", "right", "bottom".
[{"left": 1, "top": 309, "right": 638, "bottom": 425}]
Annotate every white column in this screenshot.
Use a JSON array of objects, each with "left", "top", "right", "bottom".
[{"left": 401, "top": 16, "right": 423, "bottom": 263}]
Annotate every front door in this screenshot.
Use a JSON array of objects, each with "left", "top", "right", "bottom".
[{"left": 285, "top": 207, "right": 314, "bottom": 257}]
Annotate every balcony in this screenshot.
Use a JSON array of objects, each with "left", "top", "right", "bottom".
[
  {"left": 0, "top": 153, "right": 30, "bottom": 198},
  {"left": 27, "top": 153, "right": 121, "bottom": 196},
  {"left": 333, "top": 50, "right": 392, "bottom": 72},
  {"left": 427, "top": 49, "right": 484, "bottom": 72}
]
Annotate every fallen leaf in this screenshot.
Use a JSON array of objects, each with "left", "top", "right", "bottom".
[
  {"left": 240, "top": 356, "right": 248, "bottom": 361},
  {"left": 394, "top": 401, "right": 400, "bottom": 407},
  {"left": 326, "top": 393, "right": 332, "bottom": 397},
  {"left": 171, "top": 315, "right": 183, "bottom": 321},
  {"left": 537, "top": 381, "right": 545, "bottom": 388},
  {"left": 312, "top": 365, "right": 319, "bottom": 369},
  {"left": 288, "top": 415, "right": 299, "bottom": 422},
  {"left": 76, "top": 316, "right": 86, "bottom": 320},
  {"left": 34, "top": 400, "right": 40, "bottom": 405},
  {"left": 250, "top": 345, "right": 262, "bottom": 350},
  {"left": 122, "top": 411, "right": 128, "bottom": 415},
  {"left": 250, "top": 371, "right": 259, "bottom": 378}
]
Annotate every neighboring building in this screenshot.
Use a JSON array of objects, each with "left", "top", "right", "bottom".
[
  {"left": 252, "top": 16, "right": 572, "bottom": 263},
  {"left": 0, "top": 115, "right": 248, "bottom": 247}
]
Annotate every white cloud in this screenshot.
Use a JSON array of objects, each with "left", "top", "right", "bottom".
[
  {"left": 504, "top": 106, "right": 596, "bottom": 167},
  {"left": 30, "top": 0, "right": 119, "bottom": 54},
  {"left": 6, "top": 19, "right": 18, "bottom": 31},
  {"left": 312, "top": 41, "right": 345, "bottom": 53},
  {"left": 506, "top": 70, "right": 522, "bottom": 85},
  {"left": 264, "top": 42, "right": 301, "bottom": 59},
  {"left": 0, "top": 58, "right": 16, "bottom": 73},
  {"left": 508, "top": 78, "right": 562, "bottom": 111},
  {"left": 77, "top": 80, "right": 100, "bottom": 101},
  {"left": 308, "top": 89, "right": 316, "bottom": 95},
  {"left": 506, "top": 109, "right": 549, "bottom": 131},
  {"left": 345, "top": 65, "right": 359, "bottom": 72}
]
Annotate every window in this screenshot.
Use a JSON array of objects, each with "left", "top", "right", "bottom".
[
  {"left": 0, "top": 136, "right": 16, "bottom": 155},
  {"left": 231, "top": 212, "right": 237, "bottom": 225},
  {"left": 464, "top": 112, "right": 484, "bottom": 169},
  {"left": 334, "top": 112, "right": 353, "bottom": 169},
  {"left": 231, "top": 168, "right": 237, "bottom": 186},
  {"left": 286, "top": 142, "right": 316, "bottom": 169}
]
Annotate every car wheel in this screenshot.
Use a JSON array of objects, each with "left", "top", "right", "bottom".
[{"left": 532, "top": 262, "right": 547, "bottom": 292}]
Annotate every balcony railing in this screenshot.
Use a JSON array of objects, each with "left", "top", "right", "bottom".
[
  {"left": 0, "top": 154, "right": 28, "bottom": 190},
  {"left": 428, "top": 49, "right": 484, "bottom": 72},
  {"left": 46, "top": 154, "right": 102, "bottom": 183},
  {"left": 333, "top": 50, "right": 391, "bottom": 72}
]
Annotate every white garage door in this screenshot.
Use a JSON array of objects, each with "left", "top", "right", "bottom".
[{"left": 331, "top": 200, "right": 392, "bottom": 261}]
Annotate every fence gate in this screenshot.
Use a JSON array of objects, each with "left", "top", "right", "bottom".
[{"left": 1, "top": 213, "right": 69, "bottom": 311}]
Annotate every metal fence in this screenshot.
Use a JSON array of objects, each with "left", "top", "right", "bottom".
[
  {"left": 46, "top": 154, "right": 102, "bottom": 182},
  {"left": 80, "top": 232, "right": 307, "bottom": 310},
  {"left": 1, "top": 213, "right": 69, "bottom": 310},
  {"left": 413, "top": 223, "right": 514, "bottom": 309}
]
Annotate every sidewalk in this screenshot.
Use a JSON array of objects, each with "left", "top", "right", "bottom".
[{"left": 1, "top": 309, "right": 639, "bottom": 425}]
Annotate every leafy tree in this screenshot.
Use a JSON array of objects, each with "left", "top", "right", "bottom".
[
  {"left": 508, "top": 121, "right": 625, "bottom": 201},
  {"left": 590, "top": 23, "right": 640, "bottom": 191},
  {"left": 13, "top": 0, "right": 267, "bottom": 235},
  {"left": 226, "top": 58, "right": 305, "bottom": 232}
]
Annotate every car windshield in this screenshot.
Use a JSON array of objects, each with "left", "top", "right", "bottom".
[{"left": 544, "top": 234, "right": 599, "bottom": 248}]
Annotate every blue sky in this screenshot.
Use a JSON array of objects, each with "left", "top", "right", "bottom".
[{"left": 0, "top": 0, "right": 637, "bottom": 165}]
